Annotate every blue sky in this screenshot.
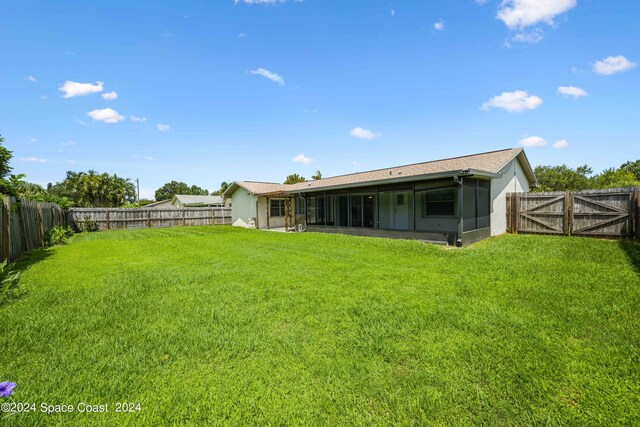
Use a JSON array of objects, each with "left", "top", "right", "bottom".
[{"left": 1, "top": 0, "right": 638, "bottom": 199}]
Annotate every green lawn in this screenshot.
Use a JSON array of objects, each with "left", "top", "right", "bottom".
[{"left": 1, "top": 226, "right": 639, "bottom": 426}]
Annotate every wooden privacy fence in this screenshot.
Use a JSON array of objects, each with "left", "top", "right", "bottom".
[
  {"left": 0, "top": 197, "right": 66, "bottom": 262},
  {"left": 507, "top": 187, "right": 640, "bottom": 239},
  {"left": 68, "top": 207, "right": 232, "bottom": 231}
]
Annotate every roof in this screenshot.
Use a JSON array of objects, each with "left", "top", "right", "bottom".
[
  {"left": 145, "top": 199, "right": 173, "bottom": 208},
  {"left": 223, "top": 181, "right": 287, "bottom": 197},
  {"left": 172, "top": 195, "right": 225, "bottom": 205},
  {"left": 224, "top": 148, "right": 537, "bottom": 196}
]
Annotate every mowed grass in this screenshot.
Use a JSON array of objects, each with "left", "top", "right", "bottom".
[{"left": 1, "top": 226, "right": 639, "bottom": 426}]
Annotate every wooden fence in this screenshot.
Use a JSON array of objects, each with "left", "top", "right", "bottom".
[
  {"left": 0, "top": 197, "right": 66, "bottom": 262},
  {"left": 507, "top": 187, "right": 640, "bottom": 239},
  {"left": 68, "top": 207, "right": 233, "bottom": 231}
]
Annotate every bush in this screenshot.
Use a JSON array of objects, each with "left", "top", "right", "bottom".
[
  {"left": 76, "top": 214, "right": 98, "bottom": 232},
  {"left": 45, "top": 226, "right": 74, "bottom": 247},
  {"left": 0, "top": 261, "right": 20, "bottom": 307}
]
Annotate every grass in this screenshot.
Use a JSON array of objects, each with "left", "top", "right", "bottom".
[{"left": 1, "top": 226, "right": 639, "bottom": 426}]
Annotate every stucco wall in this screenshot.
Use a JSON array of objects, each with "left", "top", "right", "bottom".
[
  {"left": 231, "top": 190, "right": 258, "bottom": 226},
  {"left": 490, "top": 158, "right": 530, "bottom": 236}
]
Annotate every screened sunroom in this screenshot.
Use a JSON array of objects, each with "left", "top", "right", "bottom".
[{"left": 296, "top": 176, "right": 492, "bottom": 246}]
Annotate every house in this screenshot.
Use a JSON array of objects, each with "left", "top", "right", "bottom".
[
  {"left": 171, "top": 195, "right": 226, "bottom": 208},
  {"left": 223, "top": 148, "right": 536, "bottom": 245},
  {"left": 144, "top": 199, "right": 174, "bottom": 209}
]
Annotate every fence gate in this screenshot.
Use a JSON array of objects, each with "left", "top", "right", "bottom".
[
  {"left": 515, "top": 192, "right": 568, "bottom": 235},
  {"left": 571, "top": 190, "right": 633, "bottom": 237}
]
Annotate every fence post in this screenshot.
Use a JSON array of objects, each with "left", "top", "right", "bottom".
[
  {"left": 105, "top": 209, "right": 110, "bottom": 230},
  {"left": 512, "top": 193, "right": 520, "bottom": 234},
  {"left": 565, "top": 192, "right": 571, "bottom": 236},
  {"left": 17, "top": 200, "right": 31, "bottom": 254},
  {"left": 147, "top": 210, "right": 152, "bottom": 228},
  {"left": 182, "top": 209, "right": 185, "bottom": 226},
  {"left": 632, "top": 187, "right": 640, "bottom": 240},
  {"left": 1, "top": 197, "right": 9, "bottom": 262},
  {"left": 37, "top": 205, "right": 45, "bottom": 247}
]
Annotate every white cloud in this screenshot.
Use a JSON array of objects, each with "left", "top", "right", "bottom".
[
  {"left": 352, "top": 161, "right": 363, "bottom": 167},
  {"left": 557, "top": 86, "right": 588, "bottom": 98},
  {"left": 144, "top": 156, "right": 154, "bottom": 161},
  {"left": 25, "top": 75, "right": 37, "bottom": 82},
  {"left": 30, "top": 138, "right": 37, "bottom": 143},
  {"left": 519, "top": 136, "right": 547, "bottom": 147},
  {"left": 59, "top": 80, "right": 104, "bottom": 98},
  {"left": 20, "top": 157, "right": 47, "bottom": 163},
  {"left": 74, "top": 117, "right": 90, "bottom": 126},
  {"left": 390, "top": 9, "right": 395, "bottom": 16},
  {"left": 250, "top": 68, "right": 285, "bottom": 86},
  {"left": 434, "top": 20, "right": 445, "bottom": 31},
  {"left": 481, "top": 90, "right": 543, "bottom": 112},
  {"left": 497, "top": 0, "right": 577, "bottom": 29},
  {"left": 238, "top": 32, "right": 247, "bottom": 38},
  {"left": 553, "top": 139, "right": 569, "bottom": 149},
  {"left": 102, "top": 91, "right": 118, "bottom": 100},
  {"left": 67, "top": 160, "right": 76, "bottom": 164},
  {"left": 87, "top": 108, "right": 125, "bottom": 124},
  {"left": 350, "top": 127, "right": 381, "bottom": 140},
  {"left": 292, "top": 153, "right": 313, "bottom": 165},
  {"left": 593, "top": 55, "right": 637, "bottom": 75},
  {"left": 157, "top": 124, "right": 170, "bottom": 132},
  {"left": 130, "top": 115, "right": 147, "bottom": 123},
  {"left": 61, "top": 140, "right": 76, "bottom": 147},
  {"left": 507, "top": 29, "right": 544, "bottom": 46},
  {"left": 40, "top": 95, "right": 48, "bottom": 100},
  {"left": 302, "top": 109, "right": 318, "bottom": 113}
]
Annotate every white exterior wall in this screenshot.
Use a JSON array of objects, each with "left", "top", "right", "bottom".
[
  {"left": 231, "top": 190, "right": 258, "bottom": 227},
  {"left": 257, "top": 197, "right": 287, "bottom": 229},
  {"left": 490, "top": 158, "right": 530, "bottom": 236}
]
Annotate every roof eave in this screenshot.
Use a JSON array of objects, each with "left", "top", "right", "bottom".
[{"left": 286, "top": 169, "right": 500, "bottom": 194}]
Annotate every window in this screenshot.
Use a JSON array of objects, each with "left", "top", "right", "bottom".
[
  {"left": 270, "top": 199, "right": 286, "bottom": 217},
  {"left": 397, "top": 194, "right": 405, "bottom": 206},
  {"left": 420, "top": 188, "right": 455, "bottom": 217}
]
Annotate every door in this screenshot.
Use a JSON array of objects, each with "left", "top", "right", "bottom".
[{"left": 393, "top": 192, "right": 410, "bottom": 229}]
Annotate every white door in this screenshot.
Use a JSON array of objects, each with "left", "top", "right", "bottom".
[{"left": 393, "top": 192, "right": 409, "bottom": 230}]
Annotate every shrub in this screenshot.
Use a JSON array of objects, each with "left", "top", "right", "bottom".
[
  {"left": 76, "top": 214, "right": 98, "bottom": 232},
  {"left": 0, "top": 261, "right": 20, "bottom": 307},
  {"left": 45, "top": 226, "right": 74, "bottom": 247}
]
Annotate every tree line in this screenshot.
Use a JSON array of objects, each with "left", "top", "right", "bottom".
[{"left": 1, "top": 134, "right": 638, "bottom": 207}]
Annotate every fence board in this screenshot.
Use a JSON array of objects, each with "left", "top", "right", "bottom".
[
  {"left": 0, "top": 197, "right": 65, "bottom": 262},
  {"left": 68, "top": 207, "right": 232, "bottom": 231}
]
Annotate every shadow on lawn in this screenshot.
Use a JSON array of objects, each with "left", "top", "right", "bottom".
[
  {"left": 0, "top": 248, "right": 54, "bottom": 308},
  {"left": 619, "top": 240, "right": 640, "bottom": 275}
]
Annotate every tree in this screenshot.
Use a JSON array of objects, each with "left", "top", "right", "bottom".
[
  {"left": 311, "top": 170, "right": 322, "bottom": 180},
  {"left": 51, "top": 170, "right": 136, "bottom": 207},
  {"left": 284, "top": 174, "right": 306, "bottom": 184},
  {"left": 620, "top": 160, "right": 640, "bottom": 181},
  {"left": 591, "top": 168, "right": 640, "bottom": 189},
  {"left": 533, "top": 164, "right": 592, "bottom": 192},
  {"left": 155, "top": 181, "right": 208, "bottom": 201}
]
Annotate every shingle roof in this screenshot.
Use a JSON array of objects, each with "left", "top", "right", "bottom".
[
  {"left": 231, "top": 181, "right": 288, "bottom": 195},
  {"left": 287, "top": 148, "right": 534, "bottom": 193},
  {"left": 224, "top": 148, "right": 536, "bottom": 196},
  {"left": 173, "top": 195, "right": 225, "bottom": 205}
]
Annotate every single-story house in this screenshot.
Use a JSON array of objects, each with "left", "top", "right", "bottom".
[
  {"left": 144, "top": 199, "right": 174, "bottom": 209},
  {"left": 223, "top": 148, "right": 536, "bottom": 245},
  {"left": 171, "top": 195, "right": 226, "bottom": 208}
]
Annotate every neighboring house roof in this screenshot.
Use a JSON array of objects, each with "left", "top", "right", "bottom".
[
  {"left": 145, "top": 199, "right": 174, "bottom": 208},
  {"left": 172, "top": 195, "right": 225, "bottom": 206},
  {"left": 224, "top": 148, "right": 537, "bottom": 197}
]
